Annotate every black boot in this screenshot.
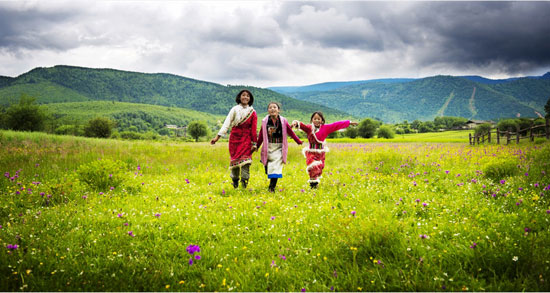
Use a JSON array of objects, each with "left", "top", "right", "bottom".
[
  {"left": 241, "top": 179, "right": 248, "bottom": 189},
  {"left": 232, "top": 179, "right": 239, "bottom": 189},
  {"left": 268, "top": 178, "right": 278, "bottom": 192},
  {"left": 309, "top": 182, "right": 318, "bottom": 189}
]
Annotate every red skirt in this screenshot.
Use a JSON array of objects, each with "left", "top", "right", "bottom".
[
  {"left": 228, "top": 117, "right": 255, "bottom": 168},
  {"left": 305, "top": 151, "right": 325, "bottom": 182}
]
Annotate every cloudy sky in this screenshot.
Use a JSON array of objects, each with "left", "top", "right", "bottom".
[{"left": 1, "top": 1, "right": 550, "bottom": 87}]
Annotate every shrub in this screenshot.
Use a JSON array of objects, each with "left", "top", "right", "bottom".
[
  {"left": 497, "top": 119, "right": 519, "bottom": 132},
  {"left": 84, "top": 117, "right": 114, "bottom": 138},
  {"left": 358, "top": 118, "right": 379, "bottom": 138},
  {"left": 474, "top": 123, "right": 492, "bottom": 136},
  {"left": 377, "top": 125, "right": 395, "bottom": 139},
  {"left": 344, "top": 127, "right": 358, "bottom": 138},
  {"left": 55, "top": 124, "right": 84, "bottom": 136},
  {"left": 483, "top": 159, "right": 520, "bottom": 182},
  {"left": 5, "top": 95, "right": 47, "bottom": 132},
  {"left": 76, "top": 159, "right": 129, "bottom": 191}
]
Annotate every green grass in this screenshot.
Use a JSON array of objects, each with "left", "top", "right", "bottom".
[
  {"left": 332, "top": 130, "right": 473, "bottom": 143},
  {"left": 1, "top": 130, "right": 549, "bottom": 291}
]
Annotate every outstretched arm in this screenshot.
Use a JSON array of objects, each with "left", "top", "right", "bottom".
[{"left": 286, "top": 122, "right": 303, "bottom": 145}]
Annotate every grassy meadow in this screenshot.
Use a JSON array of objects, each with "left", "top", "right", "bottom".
[{"left": 1, "top": 130, "right": 550, "bottom": 291}]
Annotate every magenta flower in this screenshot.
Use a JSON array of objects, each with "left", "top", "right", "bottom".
[
  {"left": 155, "top": 213, "right": 161, "bottom": 218},
  {"left": 271, "top": 216, "right": 275, "bottom": 220},
  {"left": 128, "top": 231, "right": 135, "bottom": 237},
  {"left": 419, "top": 234, "right": 428, "bottom": 239},
  {"left": 185, "top": 179, "right": 190, "bottom": 184},
  {"left": 186, "top": 245, "right": 201, "bottom": 255},
  {"left": 7, "top": 244, "right": 18, "bottom": 250},
  {"left": 351, "top": 210, "right": 356, "bottom": 216},
  {"left": 469, "top": 242, "right": 477, "bottom": 249},
  {"left": 118, "top": 213, "right": 123, "bottom": 218},
  {"left": 195, "top": 255, "right": 201, "bottom": 260},
  {"left": 500, "top": 180, "right": 506, "bottom": 184}
]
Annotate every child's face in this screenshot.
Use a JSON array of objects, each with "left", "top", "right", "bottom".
[
  {"left": 268, "top": 103, "right": 280, "bottom": 117},
  {"left": 240, "top": 92, "right": 251, "bottom": 106},
  {"left": 311, "top": 114, "right": 323, "bottom": 127}
]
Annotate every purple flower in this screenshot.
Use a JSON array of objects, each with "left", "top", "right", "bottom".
[
  {"left": 7, "top": 244, "right": 19, "bottom": 250},
  {"left": 155, "top": 213, "right": 161, "bottom": 218},
  {"left": 351, "top": 211, "right": 356, "bottom": 216},
  {"left": 185, "top": 179, "right": 190, "bottom": 184},
  {"left": 118, "top": 213, "right": 123, "bottom": 218},
  {"left": 110, "top": 186, "right": 114, "bottom": 191},
  {"left": 82, "top": 195, "right": 87, "bottom": 199},
  {"left": 330, "top": 286, "right": 334, "bottom": 291},
  {"left": 419, "top": 234, "right": 428, "bottom": 239},
  {"left": 469, "top": 242, "right": 477, "bottom": 249},
  {"left": 222, "top": 189, "right": 225, "bottom": 195},
  {"left": 524, "top": 227, "right": 531, "bottom": 232},
  {"left": 188, "top": 258, "right": 193, "bottom": 265},
  {"left": 128, "top": 231, "right": 135, "bottom": 237},
  {"left": 99, "top": 192, "right": 104, "bottom": 195},
  {"left": 124, "top": 222, "right": 129, "bottom": 226},
  {"left": 186, "top": 244, "right": 201, "bottom": 255},
  {"left": 445, "top": 170, "right": 450, "bottom": 174},
  {"left": 270, "top": 216, "right": 275, "bottom": 220},
  {"left": 194, "top": 255, "right": 201, "bottom": 260},
  {"left": 500, "top": 180, "right": 506, "bottom": 184},
  {"left": 525, "top": 172, "right": 529, "bottom": 176},
  {"left": 279, "top": 255, "right": 286, "bottom": 260},
  {"left": 546, "top": 210, "right": 550, "bottom": 214},
  {"left": 137, "top": 165, "right": 141, "bottom": 171},
  {"left": 422, "top": 202, "right": 427, "bottom": 207},
  {"left": 301, "top": 289, "right": 306, "bottom": 292}
]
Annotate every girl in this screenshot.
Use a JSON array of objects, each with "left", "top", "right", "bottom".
[
  {"left": 292, "top": 112, "right": 358, "bottom": 188},
  {"left": 257, "top": 102, "right": 302, "bottom": 192},
  {"left": 211, "top": 89, "right": 258, "bottom": 189}
]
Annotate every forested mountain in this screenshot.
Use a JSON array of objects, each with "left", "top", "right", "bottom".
[
  {"left": 270, "top": 74, "right": 550, "bottom": 123},
  {"left": 0, "top": 65, "right": 349, "bottom": 120}
]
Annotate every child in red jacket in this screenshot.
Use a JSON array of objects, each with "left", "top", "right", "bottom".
[{"left": 292, "top": 111, "right": 357, "bottom": 188}]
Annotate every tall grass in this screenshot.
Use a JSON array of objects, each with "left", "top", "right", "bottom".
[{"left": 1, "top": 130, "right": 549, "bottom": 291}]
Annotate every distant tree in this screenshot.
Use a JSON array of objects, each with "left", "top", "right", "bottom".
[
  {"left": 474, "top": 123, "right": 492, "bottom": 136},
  {"left": 344, "top": 126, "right": 358, "bottom": 138},
  {"left": 188, "top": 121, "right": 209, "bottom": 142},
  {"left": 358, "top": 118, "right": 379, "bottom": 138},
  {"left": 411, "top": 120, "right": 422, "bottom": 130},
  {"left": 84, "top": 117, "right": 114, "bottom": 138},
  {"left": 418, "top": 121, "right": 435, "bottom": 133},
  {"left": 5, "top": 95, "right": 47, "bottom": 132},
  {"left": 497, "top": 119, "right": 519, "bottom": 132},
  {"left": 545, "top": 97, "right": 550, "bottom": 118},
  {"left": 377, "top": 125, "right": 395, "bottom": 139}
]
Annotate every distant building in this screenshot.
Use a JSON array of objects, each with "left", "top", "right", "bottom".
[
  {"left": 465, "top": 120, "right": 494, "bottom": 129},
  {"left": 165, "top": 124, "right": 187, "bottom": 137}
]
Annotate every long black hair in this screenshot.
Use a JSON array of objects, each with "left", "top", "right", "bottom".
[
  {"left": 310, "top": 111, "right": 325, "bottom": 124},
  {"left": 235, "top": 89, "right": 254, "bottom": 106}
]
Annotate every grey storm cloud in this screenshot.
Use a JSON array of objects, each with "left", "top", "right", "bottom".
[
  {"left": 1, "top": 1, "right": 549, "bottom": 85},
  {"left": 0, "top": 6, "right": 78, "bottom": 51}
]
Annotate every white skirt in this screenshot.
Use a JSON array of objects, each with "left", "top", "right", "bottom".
[{"left": 267, "top": 143, "right": 283, "bottom": 178}]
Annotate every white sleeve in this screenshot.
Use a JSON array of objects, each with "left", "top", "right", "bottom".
[{"left": 217, "top": 107, "right": 236, "bottom": 136}]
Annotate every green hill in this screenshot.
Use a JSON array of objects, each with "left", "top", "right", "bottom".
[
  {"left": 275, "top": 75, "right": 550, "bottom": 123},
  {"left": 0, "top": 65, "right": 350, "bottom": 121}
]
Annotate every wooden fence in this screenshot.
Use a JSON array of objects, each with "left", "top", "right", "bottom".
[{"left": 469, "top": 118, "right": 550, "bottom": 145}]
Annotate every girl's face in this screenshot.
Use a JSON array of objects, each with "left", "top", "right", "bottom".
[
  {"left": 311, "top": 114, "right": 323, "bottom": 127},
  {"left": 268, "top": 103, "right": 280, "bottom": 117},
  {"left": 240, "top": 91, "right": 251, "bottom": 106}
]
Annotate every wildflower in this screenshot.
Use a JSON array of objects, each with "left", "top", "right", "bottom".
[
  {"left": 179, "top": 281, "right": 185, "bottom": 284},
  {"left": 547, "top": 210, "right": 550, "bottom": 214},
  {"left": 195, "top": 255, "right": 201, "bottom": 260},
  {"left": 351, "top": 210, "right": 356, "bottom": 216},
  {"left": 524, "top": 227, "right": 531, "bottom": 232},
  {"left": 82, "top": 195, "right": 87, "bottom": 199},
  {"left": 279, "top": 255, "right": 286, "bottom": 260},
  {"left": 445, "top": 170, "right": 450, "bottom": 174},
  {"left": 420, "top": 234, "right": 428, "bottom": 239},
  {"left": 155, "top": 213, "right": 161, "bottom": 218},
  {"left": 222, "top": 189, "right": 225, "bottom": 195},
  {"left": 185, "top": 179, "right": 190, "bottom": 184},
  {"left": 469, "top": 242, "right": 477, "bottom": 249},
  {"left": 422, "top": 202, "right": 428, "bottom": 207},
  {"left": 118, "top": 213, "right": 123, "bottom": 218},
  {"left": 525, "top": 172, "right": 529, "bottom": 176},
  {"left": 99, "top": 192, "right": 104, "bottom": 195},
  {"left": 7, "top": 244, "right": 19, "bottom": 250},
  {"left": 512, "top": 256, "right": 518, "bottom": 261},
  {"left": 330, "top": 286, "right": 334, "bottom": 291},
  {"left": 301, "top": 288, "right": 306, "bottom": 292},
  {"left": 500, "top": 180, "right": 506, "bottom": 184},
  {"left": 124, "top": 222, "right": 129, "bottom": 226},
  {"left": 271, "top": 260, "right": 277, "bottom": 268},
  {"left": 165, "top": 285, "right": 170, "bottom": 289},
  {"left": 271, "top": 216, "right": 275, "bottom": 220},
  {"left": 186, "top": 245, "right": 201, "bottom": 255},
  {"left": 128, "top": 231, "right": 135, "bottom": 237},
  {"left": 188, "top": 258, "right": 193, "bottom": 265},
  {"left": 110, "top": 186, "right": 114, "bottom": 190}
]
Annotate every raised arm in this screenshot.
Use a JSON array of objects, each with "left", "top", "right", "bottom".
[{"left": 286, "top": 122, "right": 303, "bottom": 144}]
